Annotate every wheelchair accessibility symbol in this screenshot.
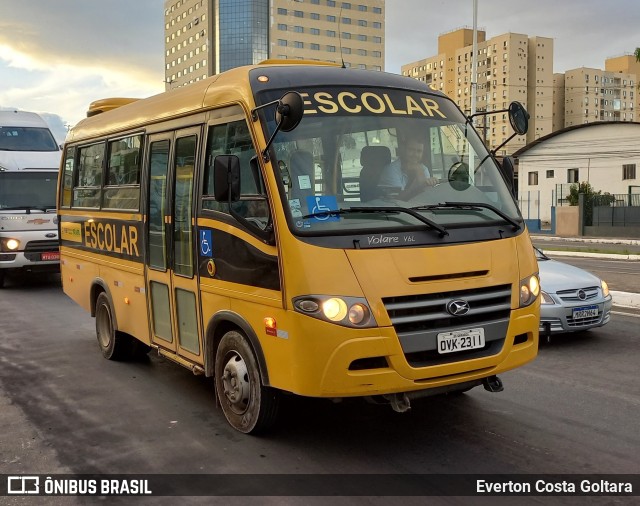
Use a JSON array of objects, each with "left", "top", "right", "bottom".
[
  {"left": 305, "top": 195, "right": 339, "bottom": 222},
  {"left": 200, "top": 229, "right": 212, "bottom": 257}
]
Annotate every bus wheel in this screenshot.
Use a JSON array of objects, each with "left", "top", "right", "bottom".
[
  {"left": 95, "top": 292, "right": 131, "bottom": 361},
  {"left": 214, "top": 330, "right": 279, "bottom": 434}
]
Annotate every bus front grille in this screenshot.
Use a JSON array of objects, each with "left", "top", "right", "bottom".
[{"left": 382, "top": 284, "right": 512, "bottom": 367}]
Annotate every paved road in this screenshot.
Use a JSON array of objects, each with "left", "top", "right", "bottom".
[{"left": 1, "top": 275, "right": 639, "bottom": 503}]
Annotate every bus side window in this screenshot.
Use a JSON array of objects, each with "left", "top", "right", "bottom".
[
  {"left": 73, "top": 142, "right": 104, "bottom": 208},
  {"left": 60, "top": 147, "right": 74, "bottom": 208},
  {"left": 202, "top": 120, "right": 269, "bottom": 230},
  {"left": 103, "top": 135, "right": 142, "bottom": 210}
]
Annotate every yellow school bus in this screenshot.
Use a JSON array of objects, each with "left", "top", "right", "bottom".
[{"left": 58, "top": 61, "right": 540, "bottom": 434}]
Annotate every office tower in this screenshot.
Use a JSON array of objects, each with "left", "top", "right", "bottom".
[{"left": 164, "top": 0, "right": 385, "bottom": 89}]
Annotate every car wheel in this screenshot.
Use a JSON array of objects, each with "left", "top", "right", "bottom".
[{"left": 215, "top": 330, "right": 279, "bottom": 434}]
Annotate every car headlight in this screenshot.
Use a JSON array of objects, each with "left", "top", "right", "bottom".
[
  {"left": 519, "top": 273, "right": 540, "bottom": 307},
  {"left": 0, "top": 238, "right": 20, "bottom": 251},
  {"left": 601, "top": 280, "right": 610, "bottom": 298},
  {"left": 293, "top": 295, "right": 377, "bottom": 328},
  {"left": 540, "top": 290, "right": 555, "bottom": 305}
]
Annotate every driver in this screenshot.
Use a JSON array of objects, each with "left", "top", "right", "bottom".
[{"left": 378, "top": 135, "right": 438, "bottom": 200}]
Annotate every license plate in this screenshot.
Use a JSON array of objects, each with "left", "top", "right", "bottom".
[
  {"left": 437, "top": 328, "right": 485, "bottom": 354},
  {"left": 41, "top": 251, "right": 60, "bottom": 261},
  {"left": 572, "top": 305, "right": 598, "bottom": 320}
]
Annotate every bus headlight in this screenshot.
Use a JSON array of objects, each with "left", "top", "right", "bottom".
[
  {"left": 1, "top": 238, "right": 20, "bottom": 251},
  {"left": 348, "top": 303, "right": 369, "bottom": 325},
  {"left": 293, "top": 295, "right": 376, "bottom": 328},
  {"left": 322, "top": 298, "right": 348, "bottom": 321},
  {"left": 519, "top": 274, "right": 540, "bottom": 307}
]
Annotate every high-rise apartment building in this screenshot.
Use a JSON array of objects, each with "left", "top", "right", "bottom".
[
  {"left": 605, "top": 53, "right": 640, "bottom": 114},
  {"left": 563, "top": 67, "right": 636, "bottom": 127},
  {"left": 401, "top": 29, "right": 553, "bottom": 156},
  {"left": 163, "top": 0, "right": 385, "bottom": 89}
]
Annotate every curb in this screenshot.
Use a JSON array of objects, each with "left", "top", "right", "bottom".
[
  {"left": 610, "top": 291, "right": 640, "bottom": 310},
  {"left": 530, "top": 235, "right": 640, "bottom": 246},
  {"left": 543, "top": 250, "right": 640, "bottom": 261}
]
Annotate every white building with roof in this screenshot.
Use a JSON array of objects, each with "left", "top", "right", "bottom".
[{"left": 513, "top": 122, "right": 640, "bottom": 228}]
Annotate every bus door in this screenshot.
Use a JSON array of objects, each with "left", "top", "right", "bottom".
[{"left": 145, "top": 128, "right": 203, "bottom": 362}]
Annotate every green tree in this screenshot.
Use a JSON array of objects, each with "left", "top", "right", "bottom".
[
  {"left": 566, "top": 181, "right": 596, "bottom": 205},
  {"left": 566, "top": 182, "right": 614, "bottom": 226},
  {"left": 635, "top": 47, "right": 640, "bottom": 62}
]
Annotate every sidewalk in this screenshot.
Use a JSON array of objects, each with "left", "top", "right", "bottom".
[
  {"left": 530, "top": 235, "right": 640, "bottom": 247},
  {"left": 530, "top": 234, "right": 640, "bottom": 310}
]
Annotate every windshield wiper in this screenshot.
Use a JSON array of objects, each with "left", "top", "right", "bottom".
[
  {"left": 302, "top": 206, "right": 448, "bottom": 237},
  {"left": 411, "top": 201, "right": 521, "bottom": 231}
]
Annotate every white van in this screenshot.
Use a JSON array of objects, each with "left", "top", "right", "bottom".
[{"left": 0, "top": 110, "right": 62, "bottom": 287}]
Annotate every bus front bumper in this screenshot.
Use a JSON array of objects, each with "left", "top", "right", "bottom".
[{"left": 275, "top": 307, "right": 538, "bottom": 398}]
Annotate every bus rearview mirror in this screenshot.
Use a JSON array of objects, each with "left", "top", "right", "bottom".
[
  {"left": 213, "top": 155, "right": 241, "bottom": 202},
  {"left": 275, "top": 92, "right": 304, "bottom": 132},
  {"left": 508, "top": 102, "right": 529, "bottom": 135}
]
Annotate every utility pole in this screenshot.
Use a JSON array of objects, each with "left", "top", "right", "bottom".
[
  {"left": 471, "top": 0, "right": 478, "bottom": 121},
  {"left": 469, "top": 0, "right": 479, "bottom": 184}
]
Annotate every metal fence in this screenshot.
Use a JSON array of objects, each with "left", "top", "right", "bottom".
[
  {"left": 554, "top": 184, "right": 574, "bottom": 207},
  {"left": 587, "top": 192, "right": 640, "bottom": 227}
]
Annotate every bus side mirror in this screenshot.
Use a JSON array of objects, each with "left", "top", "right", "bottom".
[
  {"left": 257, "top": 91, "right": 304, "bottom": 162},
  {"left": 508, "top": 102, "right": 529, "bottom": 135},
  {"left": 501, "top": 156, "right": 516, "bottom": 197},
  {"left": 276, "top": 91, "right": 304, "bottom": 132},
  {"left": 213, "top": 155, "right": 241, "bottom": 202}
]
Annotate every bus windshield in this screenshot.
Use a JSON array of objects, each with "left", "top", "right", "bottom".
[
  {"left": 259, "top": 87, "right": 520, "bottom": 236},
  {"left": 0, "top": 172, "right": 58, "bottom": 210},
  {"left": 0, "top": 126, "right": 59, "bottom": 152}
]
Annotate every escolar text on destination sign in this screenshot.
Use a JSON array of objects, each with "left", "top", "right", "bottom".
[{"left": 300, "top": 90, "right": 448, "bottom": 118}]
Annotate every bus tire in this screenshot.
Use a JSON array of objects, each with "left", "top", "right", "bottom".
[
  {"left": 95, "top": 292, "right": 131, "bottom": 361},
  {"left": 214, "top": 330, "right": 279, "bottom": 434}
]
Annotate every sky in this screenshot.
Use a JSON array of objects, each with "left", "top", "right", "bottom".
[{"left": 0, "top": 0, "right": 637, "bottom": 142}]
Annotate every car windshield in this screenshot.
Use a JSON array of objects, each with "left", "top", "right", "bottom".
[
  {"left": 259, "top": 86, "right": 521, "bottom": 236},
  {"left": 0, "top": 126, "right": 59, "bottom": 152}
]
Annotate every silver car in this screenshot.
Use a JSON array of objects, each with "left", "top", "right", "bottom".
[{"left": 536, "top": 248, "right": 612, "bottom": 341}]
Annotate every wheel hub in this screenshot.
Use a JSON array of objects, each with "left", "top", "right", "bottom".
[
  {"left": 221, "top": 354, "right": 250, "bottom": 414},
  {"left": 97, "top": 306, "right": 112, "bottom": 348}
]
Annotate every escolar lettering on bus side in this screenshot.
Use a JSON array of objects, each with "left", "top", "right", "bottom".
[{"left": 82, "top": 220, "right": 141, "bottom": 258}]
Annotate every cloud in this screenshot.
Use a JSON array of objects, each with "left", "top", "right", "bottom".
[
  {"left": 0, "top": 43, "right": 163, "bottom": 127},
  {"left": 0, "top": 0, "right": 162, "bottom": 70},
  {"left": 0, "top": 0, "right": 164, "bottom": 126}
]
